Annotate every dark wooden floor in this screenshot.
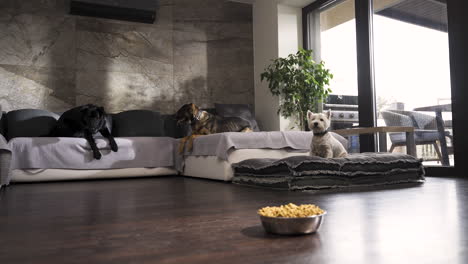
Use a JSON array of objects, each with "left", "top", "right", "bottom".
[{"left": 1, "top": 176, "right": 467, "bottom": 264}]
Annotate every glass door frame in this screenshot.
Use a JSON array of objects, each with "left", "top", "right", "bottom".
[{"left": 302, "top": 0, "right": 466, "bottom": 177}]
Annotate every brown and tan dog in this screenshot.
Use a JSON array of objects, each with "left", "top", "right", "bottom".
[{"left": 175, "top": 103, "right": 252, "bottom": 153}]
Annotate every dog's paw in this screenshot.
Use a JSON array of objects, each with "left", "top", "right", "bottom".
[
  {"left": 187, "top": 144, "right": 194, "bottom": 153},
  {"left": 94, "top": 151, "right": 102, "bottom": 160},
  {"left": 178, "top": 143, "right": 186, "bottom": 154},
  {"left": 111, "top": 143, "right": 118, "bottom": 152}
]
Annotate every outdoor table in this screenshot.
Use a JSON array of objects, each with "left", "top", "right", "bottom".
[{"left": 413, "top": 104, "right": 452, "bottom": 166}]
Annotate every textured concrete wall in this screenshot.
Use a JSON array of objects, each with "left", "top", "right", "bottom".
[{"left": 0, "top": 0, "right": 254, "bottom": 113}]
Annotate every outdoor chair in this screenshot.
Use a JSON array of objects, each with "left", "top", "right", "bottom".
[{"left": 380, "top": 110, "right": 452, "bottom": 163}]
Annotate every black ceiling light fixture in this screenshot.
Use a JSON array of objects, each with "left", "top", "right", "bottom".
[{"left": 70, "top": 0, "right": 157, "bottom": 24}]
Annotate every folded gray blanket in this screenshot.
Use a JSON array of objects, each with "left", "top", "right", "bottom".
[{"left": 232, "top": 153, "right": 425, "bottom": 190}]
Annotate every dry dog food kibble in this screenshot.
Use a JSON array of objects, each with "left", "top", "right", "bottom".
[{"left": 258, "top": 203, "right": 325, "bottom": 218}]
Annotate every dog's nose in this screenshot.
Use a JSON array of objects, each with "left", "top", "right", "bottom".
[{"left": 314, "top": 122, "right": 319, "bottom": 127}]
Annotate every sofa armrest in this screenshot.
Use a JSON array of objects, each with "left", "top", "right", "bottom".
[
  {"left": 0, "top": 133, "right": 10, "bottom": 151},
  {"left": 0, "top": 133, "right": 12, "bottom": 188}
]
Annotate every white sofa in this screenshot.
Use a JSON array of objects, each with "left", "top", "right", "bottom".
[{"left": 0, "top": 108, "right": 348, "bottom": 188}]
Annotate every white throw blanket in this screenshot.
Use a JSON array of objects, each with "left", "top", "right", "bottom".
[
  {"left": 9, "top": 137, "right": 176, "bottom": 170},
  {"left": 175, "top": 131, "right": 348, "bottom": 171}
]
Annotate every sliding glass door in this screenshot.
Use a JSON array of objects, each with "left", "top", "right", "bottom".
[
  {"left": 307, "top": 0, "right": 361, "bottom": 153},
  {"left": 373, "top": 0, "right": 453, "bottom": 167},
  {"left": 303, "top": 0, "right": 456, "bottom": 173}
]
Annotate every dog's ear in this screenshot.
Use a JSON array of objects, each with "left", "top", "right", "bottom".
[
  {"left": 307, "top": 110, "right": 314, "bottom": 119},
  {"left": 190, "top": 103, "right": 197, "bottom": 114},
  {"left": 326, "top": 109, "right": 331, "bottom": 119}
]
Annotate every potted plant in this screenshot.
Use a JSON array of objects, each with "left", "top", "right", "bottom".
[{"left": 260, "top": 49, "right": 333, "bottom": 130}]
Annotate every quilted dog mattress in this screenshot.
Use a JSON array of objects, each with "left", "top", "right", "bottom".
[{"left": 231, "top": 153, "right": 425, "bottom": 190}]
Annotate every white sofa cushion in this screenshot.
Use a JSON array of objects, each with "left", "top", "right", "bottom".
[{"left": 9, "top": 137, "right": 176, "bottom": 170}]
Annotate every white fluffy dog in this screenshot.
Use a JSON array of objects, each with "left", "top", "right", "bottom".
[{"left": 308, "top": 110, "right": 348, "bottom": 158}]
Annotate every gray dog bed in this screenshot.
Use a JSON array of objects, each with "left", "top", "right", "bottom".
[{"left": 231, "top": 153, "right": 425, "bottom": 190}]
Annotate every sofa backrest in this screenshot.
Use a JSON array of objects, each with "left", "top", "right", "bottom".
[
  {"left": 1, "top": 106, "right": 259, "bottom": 140},
  {"left": 5, "top": 109, "right": 59, "bottom": 140},
  {"left": 2, "top": 108, "right": 183, "bottom": 139},
  {"left": 112, "top": 110, "right": 165, "bottom": 137}
]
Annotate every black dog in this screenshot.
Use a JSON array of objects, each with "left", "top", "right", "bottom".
[
  {"left": 51, "top": 104, "right": 118, "bottom": 160},
  {"left": 175, "top": 103, "right": 252, "bottom": 153}
]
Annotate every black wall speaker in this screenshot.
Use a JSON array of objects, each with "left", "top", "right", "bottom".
[{"left": 70, "top": 1, "right": 156, "bottom": 24}]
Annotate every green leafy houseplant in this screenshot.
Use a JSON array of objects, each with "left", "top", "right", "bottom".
[{"left": 260, "top": 49, "right": 333, "bottom": 130}]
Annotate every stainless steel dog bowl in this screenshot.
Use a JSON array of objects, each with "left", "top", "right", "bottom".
[{"left": 259, "top": 211, "right": 326, "bottom": 235}]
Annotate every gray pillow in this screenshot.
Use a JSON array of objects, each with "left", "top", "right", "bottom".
[
  {"left": 161, "top": 114, "right": 189, "bottom": 138},
  {"left": 161, "top": 114, "right": 176, "bottom": 138},
  {"left": 6, "top": 109, "right": 59, "bottom": 140},
  {"left": 112, "top": 110, "right": 164, "bottom": 137},
  {"left": 215, "top": 103, "right": 260, "bottom": 131}
]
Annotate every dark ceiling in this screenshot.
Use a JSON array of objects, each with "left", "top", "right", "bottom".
[{"left": 376, "top": 0, "right": 448, "bottom": 32}]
